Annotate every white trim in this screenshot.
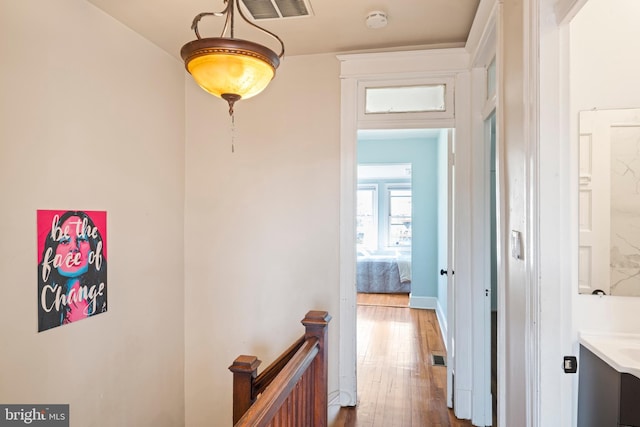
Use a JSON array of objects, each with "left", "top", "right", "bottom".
[
  {"left": 538, "top": 0, "right": 580, "bottom": 425},
  {"left": 555, "top": 0, "right": 589, "bottom": 25},
  {"left": 525, "top": 0, "right": 542, "bottom": 426},
  {"left": 357, "top": 118, "right": 455, "bottom": 130},
  {"left": 467, "top": 0, "right": 500, "bottom": 68},
  {"left": 465, "top": 0, "right": 499, "bottom": 59},
  {"left": 483, "top": 91, "right": 497, "bottom": 122},
  {"left": 467, "top": 2, "right": 505, "bottom": 425},
  {"left": 493, "top": 5, "right": 507, "bottom": 427},
  {"left": 455, "top": 389, "right": 473, "bottom": 421},
  {"left": 452, "top": 70, "right": 473, "bottom": 421},
  {"left": 409, "top": 295, "right": 438, "bottom": 310},
  {"left": 327, "top": 390, "right": 344, "bottom": 426},
  {"left": 436, "top": 299, "right": 448, "bottom": 351},
  {"left": 445, "top": 129, "right": 456, "bottom": 410},
  {"left": 338, "top": 48, "right": 469, "bottom": 78},
  {"left": 338, "top": 48, "right": 472, "bottom": 418},
  {"left": 470, "top": 65, "right": 493, "bottom": 427},
  {"left": 561, "top": 16, "right": 580, "bottom": 427},
  {"left": 339, "top": 76, "right": 358, "bottom": 407},
  {"left": 460, "top": 3, "right": 503, "bottom": 424}
]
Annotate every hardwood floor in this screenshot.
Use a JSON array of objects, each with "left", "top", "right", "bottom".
[
  {"left": 356, "top": 292, "right": 410, "bottom": 308},
  {"left": 333, "top": 294, "right": 474, "bottom": 427}
]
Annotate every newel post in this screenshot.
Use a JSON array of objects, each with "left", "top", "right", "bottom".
[
  {"left": 228, "top": 355, "right": 261, "bottom": 425},
  {"left": 302, "top": 310, "right": 332, "bottom": 427}
]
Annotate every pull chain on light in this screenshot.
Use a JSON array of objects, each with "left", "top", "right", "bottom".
[{"left": 231, "top": 113, "right": 236, "bottom": 153}]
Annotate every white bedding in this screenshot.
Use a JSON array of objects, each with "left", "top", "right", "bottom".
[{"left": 396, "top": 257, "right": 412, "bottom": 283}]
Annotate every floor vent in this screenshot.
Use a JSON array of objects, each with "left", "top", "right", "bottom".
[
  {"left": 240, "top": 0, "right": 314, "bottom": 20},
  {"left": 431, "top": 354, "right": 447, "bottom": 367}
]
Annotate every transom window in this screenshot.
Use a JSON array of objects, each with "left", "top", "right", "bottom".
[
  {"left": 357, "top": 78, "right": 454, "bottom": 123},
  {"left": 365, "top": 85, "right": 446, "bottom": 114}
]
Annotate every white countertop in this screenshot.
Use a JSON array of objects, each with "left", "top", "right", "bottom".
[{"left": 579, "top": 331, "right": 640, "bottom": 379}]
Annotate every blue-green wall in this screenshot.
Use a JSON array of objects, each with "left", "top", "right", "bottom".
[{"left": 357, "top": 137, "right": 439, "bottom": 299}]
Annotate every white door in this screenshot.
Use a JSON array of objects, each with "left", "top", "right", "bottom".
[
  {"left": 443, "top": 129, "right": 455, "bottom": 407},
  {"left": 483, "top": 111, "right": 496, "bottom": 425},
  {"left": 579, "top": 110, "right": 610, "bottom": 294}
]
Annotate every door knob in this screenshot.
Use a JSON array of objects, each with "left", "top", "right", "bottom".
[{"left": 440, "top": 269, "right": 454, "bottom": 276}]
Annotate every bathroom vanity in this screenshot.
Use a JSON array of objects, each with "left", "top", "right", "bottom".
[{"left": 578, "top": 333, "right": 640, "bottom": 427}]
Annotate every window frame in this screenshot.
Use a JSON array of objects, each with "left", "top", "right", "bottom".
[
  {"left": 356, "top": 184, "right": 379, "bottom": 251},
  {"left": 384, "top": 184, "right": 412, "bottom": 249},
  {"left": 357, "top": 77, "right": 455, "bottom": 124}
]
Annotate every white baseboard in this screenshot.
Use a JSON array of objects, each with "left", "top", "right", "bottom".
[
  {"left": 408, "top": 295, "right": 438, "bottom": 310},
  {"left": 410, "top": 296, "right": 448, "bottom": 352},
  {"left": 328, "top": 391, "right": 345, "bottom": 427},
  {"left": 436, "top": 300, "right": 448, "bottom": 351},
  {"left": 454, "top": 387, "right": 473, "bottom": 420}
]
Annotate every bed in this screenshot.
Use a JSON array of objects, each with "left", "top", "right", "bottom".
[{"left": 356, "top": 253, "right": 411, "bottom": 293}]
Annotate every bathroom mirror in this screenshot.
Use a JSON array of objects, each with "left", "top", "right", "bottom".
[{"left": 578, "top": 108, "right": 640, "bottom": 296}]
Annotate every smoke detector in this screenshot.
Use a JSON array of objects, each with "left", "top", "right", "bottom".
[{"left": 365, "top": 11, "right": 387, "bottom": 29}]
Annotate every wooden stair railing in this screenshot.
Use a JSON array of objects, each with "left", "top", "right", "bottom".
[{"left": 229, "top": 310, "right": 331, "bottom": 427}]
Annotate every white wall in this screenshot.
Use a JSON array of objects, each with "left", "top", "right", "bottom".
[
  {"left": 184, "top": 53, "right": 342, "bottom": 426},
  {"left": 0, "top": 1, "right": 186, "bottom": 426},
  {"left": 570, "top": 0, "right": 640, "bottom": 333},
  {"left": 536, "top": 0, "right": 640, "bottom": 425},
  {"left": 538, "top": 0, "right": 577, "bottom": 423},
  {"left": 501, "top": 0, "right": 528, "bottom": 424}
]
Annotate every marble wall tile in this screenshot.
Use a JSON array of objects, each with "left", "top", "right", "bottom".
[{"left": 609, "top": 127, "right": 640, "bottom": 296}]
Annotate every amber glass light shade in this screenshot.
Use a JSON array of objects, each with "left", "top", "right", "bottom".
[{"left": 181, "top": 37, "right": 280, "bottom": 101}]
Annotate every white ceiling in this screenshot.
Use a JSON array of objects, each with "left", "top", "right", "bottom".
[{"left": 87, "top": 0, "right": 480, "bottom": 60}]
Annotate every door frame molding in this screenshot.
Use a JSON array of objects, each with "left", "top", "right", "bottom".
[
  {"left": 337, "top": 47, "right": 473, "bottom": 415},
  {"left": 468, "top": 2, "right": 503, "bottom": 425}
]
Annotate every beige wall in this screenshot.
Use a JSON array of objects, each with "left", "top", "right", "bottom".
[
  {"left": 0, "top": 1, "right": 186, "bottom": 426},
  {"left": 184, "top": 53, "right": 342, "bottom": 425}
]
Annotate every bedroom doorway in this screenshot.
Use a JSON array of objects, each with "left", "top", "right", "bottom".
[{"left": 350, "top": 128, "right": 456, "bottom": 421}]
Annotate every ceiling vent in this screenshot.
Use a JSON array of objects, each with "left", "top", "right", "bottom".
[{"left": 240, "top": 0, "right": 314, "bottom": 20}]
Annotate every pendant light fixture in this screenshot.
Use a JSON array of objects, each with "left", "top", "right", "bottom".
[{"left": 180, "top": 0, "right": 285, "bottom": 116}]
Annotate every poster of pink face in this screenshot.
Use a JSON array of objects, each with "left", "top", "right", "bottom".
[{"left": 37, "top": 210, "right": 107, "bottom": 332}]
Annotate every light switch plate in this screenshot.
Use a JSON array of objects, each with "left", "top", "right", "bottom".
[{"left": 511, "top": 230, "right": 522, "bottom": 260}]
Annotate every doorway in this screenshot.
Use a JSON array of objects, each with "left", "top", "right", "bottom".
[
  {"left": 355, "top": 129, "right": 445, "bottom": 306},
  {"left": 354, "top": 127, "right": 455, "bottom": 384},
  {"left": 337, "top": 49, "right": 484, "bottom": 421},
  {"left": 352, "top": 129, "right": 461, "bottom": 425}
]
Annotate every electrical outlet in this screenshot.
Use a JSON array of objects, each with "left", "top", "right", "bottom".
[{"left": 563, "top": 356, "right": 577, "bottom": 373}]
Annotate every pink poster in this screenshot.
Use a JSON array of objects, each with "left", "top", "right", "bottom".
[{"left": 37, "top": 210, "right": 107, "bottom": 332}]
